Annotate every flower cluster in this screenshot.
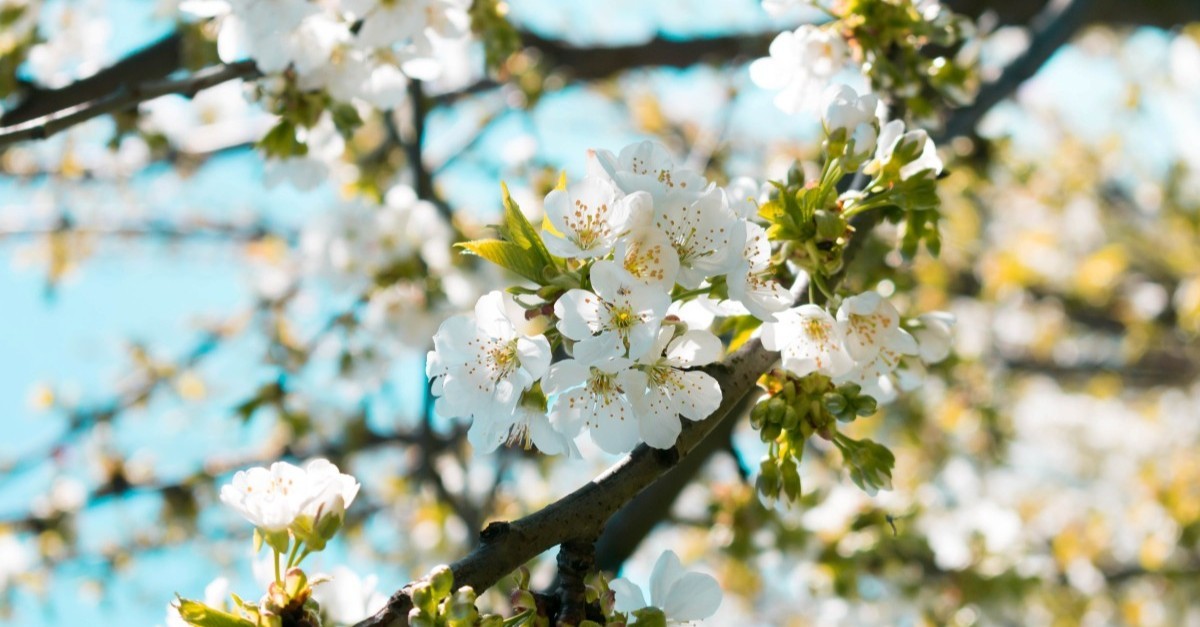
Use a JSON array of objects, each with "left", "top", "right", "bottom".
[
  {"left": 762, "top": 290, "right": 951, "bottom": 402},
  {"left": 187, "top": 0, "right": 471, "bottom": 104},
  {"left": 428, "top": 141, "right": 797, "bottom": 455},
  {"left": 751, "top": 0, "right": 976, "bottom": 116}
]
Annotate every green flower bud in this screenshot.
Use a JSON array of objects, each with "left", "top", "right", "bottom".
[
  {"left": 283, "top": 568, "right": 308, "bottom": 602},
  {"left": 781, "top": 380, "right": 798, "bottom": 401},
  {"left": 750, "top": 402, "right": 768, "bottom": 430},
  {"left": 781, "top": 459, "right": 802, "bottom": 501},
  {"left": 854, "top": 395, "right": 878, "bottom": 417},
  {"left": 515, "top": 565, "right": 531, "bottom": 590},
  {"left": 766, "top": 397, "right": 786, "bottom": 424},
  {"left": 757, "top": 458, "right": 781, "bottom": 500},
  {"left": 410, "top": 582, "right": 435, "bottom": 616},
  {"left": 823, "top": 392, "right": 848, "bottom": 417},
  {"left": 781, "top": 405, "right": 800, "bottom": 431},
  {"left": 408, "top": 608, "right": 435, "bottom": 627},
  {"left": 429, "top": 565, "right": 454, "bottom": 601},
  {"left": 632, "top": 606, "right": 668, "bottom": 627},
  {"left": 760, "top": 423, "right": 782, "bottom": 442}
]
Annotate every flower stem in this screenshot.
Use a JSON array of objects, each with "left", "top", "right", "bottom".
[
  {"left": 502, "top": 609, "right": 534, "bottom": 626},
  {"left": 273, "top": 548, "right": 282, "bottom": 585},
  {"left": 286, "top": 540, "right": 303, "bottom": 569}
]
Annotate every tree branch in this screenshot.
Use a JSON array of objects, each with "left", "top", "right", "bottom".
[
  {"left": 583, "top": 0, "right": 1095, "bottom": 582},
  {"left": 354, "top": 339, "right": 778, "bottom": 627},
  {"left": 940, "top": 0, "right": 1090, "bottom": 141},
  {"left": 0, "top": 61, "right": 260, "bottom": 148}
]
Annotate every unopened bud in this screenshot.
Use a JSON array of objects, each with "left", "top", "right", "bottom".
[
  {"left": 781, "top": 459, "right": 802, "bottom": 501},
  {"left": 854, "top": 395, "right": 878, "bottom": 417},
  {"left": 429, "top": 565, "right": 454, "bottom": 601},
  {"left": 766, "top": 397, "right": 786, "bottom": 424},
  {"left": 781, "top": 405, "right": 800, "bottom": 431}
]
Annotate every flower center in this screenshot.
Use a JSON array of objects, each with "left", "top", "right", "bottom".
[{"left": 804, "top": 317, "right": 831, "bottom": 342}]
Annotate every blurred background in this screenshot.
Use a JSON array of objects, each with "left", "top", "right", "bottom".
[{"left": 0, "top": 0, "right": 1199, "bottom": 625}]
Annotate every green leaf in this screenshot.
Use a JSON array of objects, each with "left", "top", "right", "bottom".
[
  {"left": 498, "top": 182, "right": 555, "bottom": 271},
  {"left": 458, "top": 240, "right": 547, "bottom": 284},
  {"left": 175, "top": 599, "right": 255, "bottom": 627}
]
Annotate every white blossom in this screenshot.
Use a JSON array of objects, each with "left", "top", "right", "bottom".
[
  {"left": 913, "top": 311, "right": 956, "bottom": 364},
  {"left": 836, "top": 291, "right": 919, "bottom": 362},
  {"left": 427, "top": 291, "right": 552, "bottom": 431},
  {"left": 761, "top": 304, "right": 854, "bottom": 378},
  {"left": 652, "top": 186, "right": 743, "bottom": 288},
  {"left": 625, "top": 329, "right": 724, "bottom": 449},
  {"left": 542, "top": 176, "right": 649, "bottom": 259},
  {"left": 867, "top": 120, "right": 944, "bottom": 180},
  {"left": 750, "top": 24, "right": 849, "bottom": 114},
  {"left": 219, "top": 461, "right": 312, "bottom": 531},
  {"left": 610, "top": 550, "right": 723, "bottom": 623},
  {"left": 555, "top": 260, "right": 671, "bottom": 362},
  {"left": 312, "top": 567, "right": 388, "bottom": 626},
  {"left": 614, "top": 226, "right": 681, "bottom": 291},
  {"left": 297, "top": 459, "right": 361, "bottom": 522},
  {"left": 822, "top": 84, "right": 881, "bottom": 165},
  {"left": 726, "top": 221, "right": 791, "bottom": 322},
  {"left": 591, "top": 141, "right": 709, "bottom": 207},
  {"left": 543, "top": 344, "right": 642, "bottom": 455}
]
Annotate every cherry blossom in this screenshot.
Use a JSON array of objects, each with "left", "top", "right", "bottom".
[
  {"left": 591, "top": 141, "right": 709, "bottom": 206},
  {"left": 836, "top": 291, "right": 919, "bottom": 362},
  {"left": 427, "top": 291, "right": 552, "bottom": 430},
  {"left": 822, "top": 84, "right": 882, "bottom": 166},
  {"left": 624, "top": 329, "right": 724, "bottom": 449},
  {"left": 750, "top": 24, "right": 850, "bottom": 114},
  {"left": 554, "top": 261, "right": 671, "bottom": 362},
  {"left": 219, "top": 460, "right": 313, "bottom": 531},
  {"left": 726, "top": 221, "right": 792, "bottom": 322},
  {"left": 761, "top": 304, "right": 854, "bottom": 378},
  {"left": 653, "top": 186, "right": 744, "bottom": 289},
  {"left": 543, "top": 345, "right": 642, "bottom": 455},
  {"left": 610, "top": 550, "right": 723, "bottom": 624},
  {"left": 912, "top": 311, "right": 956, "bottom": 364},
  {"left": 867, "top": 120, "right": 944, "bottom": 180},
  {"left": 542, "top": 176, "right": 649, "bottom": 259}
]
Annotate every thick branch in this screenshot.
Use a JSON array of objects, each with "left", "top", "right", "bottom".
[{"left": 354, "top": 339, "right": 778, "bottom": 627}]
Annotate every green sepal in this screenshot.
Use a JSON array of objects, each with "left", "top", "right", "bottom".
[{"left": 175, "top": 599, "right": 256, "bottom": 627}]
